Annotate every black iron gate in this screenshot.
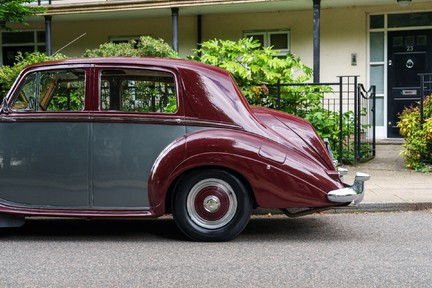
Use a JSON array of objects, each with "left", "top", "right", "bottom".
[
  {"left": 265, "top": 76, "right": 376, "bottom": 165},
  {"left": 420, "top": 73, "right": 432, "bottom": 125}
]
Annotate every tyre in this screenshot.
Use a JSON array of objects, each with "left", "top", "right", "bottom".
[{"left": 172, "top": 169, "right": 252, "bottom": 241}]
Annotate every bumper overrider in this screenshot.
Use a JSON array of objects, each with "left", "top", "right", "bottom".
[
  {"left": 322, "top": 139, "right": 370, "bottom": 205},
  {"left": 327, "top": 168, "right": 370, "bottom": 205}
]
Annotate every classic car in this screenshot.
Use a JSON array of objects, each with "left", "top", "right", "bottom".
[{"left": 0, "top": 57, "right": 369, "bottom": 241}]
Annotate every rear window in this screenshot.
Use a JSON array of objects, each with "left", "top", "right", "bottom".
[{"left": 100, "top": 69, "right": 177, "bottom": 113}]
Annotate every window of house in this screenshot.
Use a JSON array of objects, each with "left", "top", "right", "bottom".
[
  {"left": 1, "top": 31, "right": 45, "bottom": 66},
  {"left": 109, "top": 36, "right": 141, "bottom": 47},
  {"left": 244, "top": 30, "right": 290, "bottom": 55},
  {"left": 11, "top": 69, "right": 85, "bottom": 112},
  {"left": 388, "top": 12, "right": 432, "bottom": 28},
  {"left": 100, "top": 69, "right": 177, "bottom": 113}
]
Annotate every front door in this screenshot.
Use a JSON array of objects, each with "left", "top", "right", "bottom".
[
  {"left": 387, "top": 30, "right": 432, "bottom": 138},
  {"left": 0, "top": 68, "right": 90, "bottom": 207}
]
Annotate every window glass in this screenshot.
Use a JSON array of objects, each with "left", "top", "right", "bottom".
[
  {"left": 2, "top": 31, "right": 34, "bottom": 44},
  {"left": 370, "top": 15, "right": 384, "bottom": 29},
  {"left": 11, "top": 69, "right": 85, "bottom": 112},
  {"left": 374, "top": 97, "right": 384, "bottom": 126},
  {"left": 100, "top": 69, "right": 177, "bottom": 113},
  {"left": 270, "top": 33, "right": 288, "bottom": 50},
  {"left": 37, "top": 31, "right": 46, "bottom": 43},
  {"left": 1, "top": 30, "right": 45, "bottom": 66},
  {"left": 392, "top": 36, "right": 404, "bottom": 48},
  {"left": 109, "top": 36, "right": 140, "bottom": 47},
  {"left": 244, "top": 32, "right": 264, "bottom": 47},
  {"left": 370, "top": 65, "right": 384, "bottom": 94},
  {"left": 417, "top": 35, "right": 427, "bottom": 46},
  {"left": 370, "top": 32, "right": 384, "bottom": 62},
  {"left": 244, "top": 30, "right": 290, "bottom": 53},
  {"left": 388, "top": 12, "right": 432, "bottom": 28},
  {"left": 12, "top": 73, "right": 38, "bottom": 110}
]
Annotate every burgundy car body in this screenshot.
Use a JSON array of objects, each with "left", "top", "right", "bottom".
[{"left": 0, "top": 57, "right": 369, "bottom": 241}]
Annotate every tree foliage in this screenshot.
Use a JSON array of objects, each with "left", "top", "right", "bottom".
[
  {"left": 0, "top": 36, "right": 179, "bottom": 99},
  {"left": 189, "top": 38, "right": 312, "bottom": 104},
  {"left": 0, "top": 51, "right": 67, "bottom": 98},
  {"left": 189, "top": 38, "right": 344, "bottom": 155},
  {"left": 0, "top": 0, "right": 46, "bottom": 30}
]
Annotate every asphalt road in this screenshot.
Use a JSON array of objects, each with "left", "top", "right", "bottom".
[{"left": 1, "top": 211, "right": 431, "bottom": 288}]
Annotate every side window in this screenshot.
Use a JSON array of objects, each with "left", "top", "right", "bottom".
[
  {"left": 100, "top": 69, "right": 177, "bottom": 113},
  {"left": 11, "top": 69, "right": 85, "bottom": 112}
]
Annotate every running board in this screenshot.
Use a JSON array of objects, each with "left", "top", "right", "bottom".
[{"left": 0, "top": 214, "right": 25, "bottom": 228}]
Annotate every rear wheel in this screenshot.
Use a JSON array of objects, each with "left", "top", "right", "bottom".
[{"left": 172, "top": 169, "right": 252, "bottom": 241}]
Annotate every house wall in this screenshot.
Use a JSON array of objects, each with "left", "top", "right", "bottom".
[
  {"left": 200, "top": 8, "right": 367, "bottom": 83},
  {"left": 6, "top": 2, "right": 432, "bottom": 139},
  {"left": 17, "top": 2, "right": 430, "bottom": 82}
]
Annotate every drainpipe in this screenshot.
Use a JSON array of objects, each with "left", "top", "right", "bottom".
[
  {"left": 313, "top": 0, "right": 320, "bottom": 83},
  {"left": 45, "top": 15, "right": 52, "bottom": 56},
  {"left": 197, "top": 14, "right": 202, "bottom": 55},
  {"left": 172, "top": 8, "right": 179, "bottom": 52}
]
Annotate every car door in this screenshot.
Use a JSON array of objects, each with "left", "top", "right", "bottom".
[
  {"left": 0, "top": 66, "right": 92, "bottom": 207},
  {"left": 91, "top": 66, "right": 185, "bottom": 208}
]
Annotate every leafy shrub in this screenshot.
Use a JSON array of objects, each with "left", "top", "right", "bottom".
[
  {"left": 397, "top": 95, "right": 432, "bottom": 172},
  {"left": 189, "top": 38, "right": 312, "bottom": 104},
  {"left": 189, "top": 38, "right": 374, "bottom": 163},
  {"left": 0, "top": 36, "right": 178, "bottom": 101},
  {"left": 83, "top": 36, "right": 179, "bottom": 58},
  {"left": 0, "top": 51, "right": 68, "bottom": 99},
  {"left": 189, "top": 38, "right": 346, "bottom": 156}
]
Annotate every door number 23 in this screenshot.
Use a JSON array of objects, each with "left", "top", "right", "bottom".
[{"left": 406, "top": 46, "right": 414, "bottom": 52}]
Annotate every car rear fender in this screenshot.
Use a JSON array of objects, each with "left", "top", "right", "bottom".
[{"left": 148, "top": 129, "right": 344, "bottom": 214}]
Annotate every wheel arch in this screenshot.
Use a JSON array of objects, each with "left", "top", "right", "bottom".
[{"left": 148, "top": 129, "right": 263, "bottom": 215}]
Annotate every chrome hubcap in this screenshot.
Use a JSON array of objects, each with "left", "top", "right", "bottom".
[
  {"left": 203, "top": 195, "right": 221, "bottom": 213},
  {"left": 187, "top": 178, "right": 238, "bottom": 229}
]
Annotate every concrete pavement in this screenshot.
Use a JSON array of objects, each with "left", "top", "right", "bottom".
[{"left": 335, "top": 142, "right": 432, "bottom": 212}]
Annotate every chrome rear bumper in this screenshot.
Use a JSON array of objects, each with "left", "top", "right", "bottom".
[{"left": 327, "top": 172, "right": 370, "bottom": 204}]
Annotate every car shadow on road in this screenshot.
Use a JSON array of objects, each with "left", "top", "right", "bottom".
[
  {"left": 240, "top": 214, "right": 359, "bottom": 242},
  {"left": 0, "top": 217, "right": 187, "bottom": 242},
  {"left": 0, "top": 214, "right": 360, "bottom": 242}
]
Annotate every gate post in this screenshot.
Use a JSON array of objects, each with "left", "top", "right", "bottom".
[{"left": 338, "top": 76, "right": 343, "bottom": 165}]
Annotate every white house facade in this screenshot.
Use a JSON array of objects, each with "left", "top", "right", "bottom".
[{"left": 1, "top": 0, "right": 432, "bottom": 139}]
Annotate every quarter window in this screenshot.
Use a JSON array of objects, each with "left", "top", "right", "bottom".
[
  {"left": 11, "top": 69, "right": 85, "bottom": 112},
  {"left": 100, "top": 69, "right": 177, "bottom": 113}
]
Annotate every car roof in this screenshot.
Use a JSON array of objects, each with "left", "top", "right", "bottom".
[
  {"left": 27, "top": 57, "right": 230, "bottom": 77},
  {"left": 22, "top": 57, "right": 262, "bottom": 132}
]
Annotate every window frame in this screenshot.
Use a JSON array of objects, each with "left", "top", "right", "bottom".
[
  {"left": 0, "top": 30, "right": 46, "bottom": 66},
  {"left": 96, "top": 66, "right": 179, "bottom": 114},
  {"left": 244, "top": 29, "right": 291, "bottom": 55},
  {"left": 9, "top": 66, "right": 89, "bottom": 113}
]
